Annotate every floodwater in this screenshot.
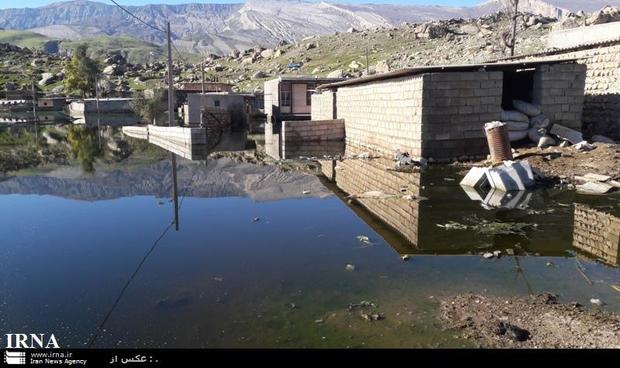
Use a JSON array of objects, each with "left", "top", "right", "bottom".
[{"left": 1, "top": 121, "right": 619, "bottom": 348}]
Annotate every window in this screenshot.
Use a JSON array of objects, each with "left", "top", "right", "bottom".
[
  {"left": 281, "top": 90, "right": 291, "bottom": 107},
  {"left": 214, "top": 100, "right": 220, "bottom": 107},
  {"left": 306, "top": 83, "right": 316, "bottom": 105}
]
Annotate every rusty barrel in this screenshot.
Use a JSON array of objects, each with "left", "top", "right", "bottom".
[{"left": 484, "top": 121, "right": 513, "bottom": 164}]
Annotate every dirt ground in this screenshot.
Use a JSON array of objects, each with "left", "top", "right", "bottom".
[
  {"left": 439, "top": 293, "right": 620, "bottom": 348},
  {"left": 471, "top": 143, "right": 620, "bottom": 184}
]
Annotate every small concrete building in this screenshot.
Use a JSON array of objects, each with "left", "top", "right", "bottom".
[
  {"left": 314, "top": 60, "right": 586, "bottom": 160},
  {"left": 264, "top": 76, "right": 344, "bottom": 124},
  {"left": 181, "top": 92, "right": 258, "bottom": 129},
  {"left": 176, "top": 82, "right": 234, "bottom": 104},
  {"left": 37, "top": 97, "right": 67, "bottom": 110},
  {"left": 69, "top": 98, "right": 134, "bottom": 115}
]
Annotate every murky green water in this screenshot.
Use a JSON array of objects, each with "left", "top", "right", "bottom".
[{"left": 1, "top": 122, "right": 619, "bottom": 348}]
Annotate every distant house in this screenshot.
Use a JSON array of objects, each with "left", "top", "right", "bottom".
[
  {"left": 180, "top": 92, "right": 259, "bottom": 129},
  {"left": 37, "top": 97, "right": 67, "bottom": 110},
  {"left": 263, "top": 76, "right": 344, "bottom": 125},
  {"left": 176, "top": 82, "right": 234, "bottom": 103}
]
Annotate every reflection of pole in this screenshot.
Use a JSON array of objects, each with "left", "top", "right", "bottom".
[
  {"left": 513, "top": 256, "right": 533, "bottom": 295},
  {"left": 171, "top": 152, "right": 179, "bottom": 231},
  {"left": 95, "top": 75, "right": 101, "bottom": 148},
  {"left": 32, "top": 81, "right": 38, "bottom": 144}
]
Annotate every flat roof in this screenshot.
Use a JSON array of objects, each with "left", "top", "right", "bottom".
[
  {"left": 268, "top": 75, "right": 345, "bottom": 83},
  {"left": 318, "top": 58, "right": 579, "bottom": 89}
]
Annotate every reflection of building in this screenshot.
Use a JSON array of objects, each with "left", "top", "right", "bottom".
[
  {"left": 181, "top": 93, "right": 259, "bottom": 129},
  {"left": 573, "top": 204, "right": 620, "bottom": 266},
  {"left": 320, "top": 145, "right": 423, "bottom": 252}
]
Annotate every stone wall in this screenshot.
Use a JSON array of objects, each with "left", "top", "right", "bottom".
[
  {"left": 311, "top": 91, "right": 337, "bottom": 120},
  {"left": 532, "top": 63, "right": 586, "bottom": 131},
  {"left": 573, "top": 204, "right": 620, "bottom": 266},
  {"left": 420, "top": 71, "right": 503, "bottom": 159},
  {"left": 337, "top": 75, "right": 425, "bottom": 157},
  {"left": 281, "top": 119, "right": 345, "bottom": 142},
  {"left": 512, "top": 43, "right": 620, "bottom": 139}
]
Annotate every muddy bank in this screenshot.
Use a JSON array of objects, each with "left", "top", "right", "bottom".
[
  {"left": 440, "top": 293, "right": 620, "bottom": 348},
  {"left": 468, "top": 143, "right": 620, "bottom": 185}
]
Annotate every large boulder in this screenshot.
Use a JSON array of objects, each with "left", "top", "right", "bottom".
[
  {"left": 348, "top": 60, "right": 363, "bottom": 71},
  {"left": 260, "top": 49, "right": 275, "bottom": 59},
  {"left": 327, "top": 69, "right": 343, "bottom": 78},
  {"left": 38, "top": 73, "right": 56, "bottom": 86},
  {"left": 375, "top": 60, "right": 390, "bottom": 74},
  {"left": 588, "top": 6, "right": 620, "bottom": 25}
]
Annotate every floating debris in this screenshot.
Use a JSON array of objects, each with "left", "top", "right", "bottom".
[
  {"left": 345, "top": 264, "right": 356, "bottom": 272},
  {"left": 611, "top": 285, "right": 620, "bottom": 294},
  {"left": 360, "top": 312, "right": 385, "bottom": 322},
  {"left": 401, "top": 255, "right": 411, "bottom": 261},
  {"left": 314, "top": 319, "right": 324, "bottom": 324},
  {"left": 213, "top": 277, "right": 224, "bottom": 282},
  {"left": 356, "top": 235, "right": 372, "bottom": 245},
  {"left": 590, "top": 298, "right": 604, "bottom": 306},
  {"left": 482, "top": 252, "right": 495, "bottom": 259},
  {"left": 347, "top": 300, "right": 377, "bottom": 311},
  {"left": 252, "top": 217, "right": 260, "bottom": 222},
  {"left": 302, "top": 190, "right": 311, "bottom": 195},
  {"left": 438, "top": 217, "right": 536, "bottom": 237}
]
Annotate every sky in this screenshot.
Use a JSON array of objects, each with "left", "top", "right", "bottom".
[{"left": 0, "top": 0, "right": 483, "bottom": 10}]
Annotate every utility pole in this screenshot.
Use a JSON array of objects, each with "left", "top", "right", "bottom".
[
  {"left": 365, "top": 47, "right": 369, "bottom": 75},
  {"left": 201, "top": 58, "right": 205, "bottom": 95},
  {"left": 509, "top": 0, "right": 519, "bottom": 57},
  {"left": 31, "top": 81, "right": 37, "bottom": 122},
  {"left": 167, "top": 21, "right": 175, "bottom": 127}
]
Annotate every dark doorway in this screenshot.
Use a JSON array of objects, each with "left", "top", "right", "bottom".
[{"left": 501, "top": 69, "right": 535, "bottom": 110}]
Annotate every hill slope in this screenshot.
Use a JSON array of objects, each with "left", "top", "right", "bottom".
[{"left": 1, "top": 0, "right": 618, "bottom": 55}]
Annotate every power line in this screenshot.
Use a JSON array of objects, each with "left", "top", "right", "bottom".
[
  {"left": 109, "top": 0, "right": 165, "bottom": 33},
  {"left": 108, "top": 0, "right": 190, "bottom": 67}
]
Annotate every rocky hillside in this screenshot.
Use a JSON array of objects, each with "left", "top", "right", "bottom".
[
  {"left": 2, "top": 6, "right": 619, "bottom": 96},
  {"left": 1, "top": 0, "right": 619, "bottom": 55}
]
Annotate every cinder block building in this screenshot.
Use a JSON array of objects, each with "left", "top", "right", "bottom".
[
  {"left": 314, "top": 60, "right": 586, "bottom": 160},
  {"left": 500, "top": 24, "right": 620, "bottom": 139}
]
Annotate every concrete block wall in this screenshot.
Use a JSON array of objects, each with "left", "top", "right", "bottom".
[
  {"left": 573, "top": 204, "right": 620, "bottom": 266},
  {"left": 420, "top": 71, "right": 503, "bottom": 159},
  {"left": 512, "top": 44, "right": 620, "bottom": 139},
  {"left": 532, "top": 63, "right": 586, "bottom": 131},
  {"left": 336, "top": 75, "right": 425, "bottom": 157},
  {"left": 311, "top": 91, "right": 337, "bottom": 120},
  {"left": 282, "top": 140, "right": 345, "bottom": 160},
  {"left": 281, "top": 119, "right": 345, "bottom": 142}
]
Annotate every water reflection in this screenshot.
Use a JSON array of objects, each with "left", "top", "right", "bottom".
[
  {"left": 319, "top": 144, "right": 620, "bottom": 264},
  {"left": 573, "top": 204, "right": 620, "bottom": 266}
]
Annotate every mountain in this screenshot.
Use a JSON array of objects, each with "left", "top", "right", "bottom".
[{"left": 0, "top": 0, "right": 618, "bottom": 55}]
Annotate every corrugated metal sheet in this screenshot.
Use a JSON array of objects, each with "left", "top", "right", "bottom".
[{"left": 318, "top": 58, "right": 579, "bottom": 89}]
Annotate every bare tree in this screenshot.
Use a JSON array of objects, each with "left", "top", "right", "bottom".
[{"left": 500, "top": 0, "right": 520, "bottom": 56}]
